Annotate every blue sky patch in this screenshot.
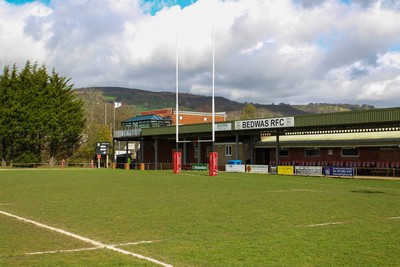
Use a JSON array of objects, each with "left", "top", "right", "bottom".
[
  {"left": 5, "top": 0, "right": 195, "bottom": 16},
  {"left": 5, "top": 0, "right": 50, "bottom": 5},
  {"left": 142, "top": 0, "right": 197, "bottom": 15}
]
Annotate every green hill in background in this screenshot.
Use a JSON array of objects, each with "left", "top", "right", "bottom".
[{"left": 76, "top": 87, "right": 374, "bottom": 118}]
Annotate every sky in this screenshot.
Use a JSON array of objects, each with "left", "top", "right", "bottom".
[{"left": 1, "top": 0, "right": 400, "bottom": 107}]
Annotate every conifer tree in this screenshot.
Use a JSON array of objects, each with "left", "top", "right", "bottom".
[{"left": 0, "top": 61, "right": 85, "bottom": 165}]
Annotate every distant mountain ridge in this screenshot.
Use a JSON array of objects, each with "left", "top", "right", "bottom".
[{"left": 76, "top": 87, "right": 374, "bottom": 117}]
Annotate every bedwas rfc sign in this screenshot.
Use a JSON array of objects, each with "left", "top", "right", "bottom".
[{"left": 235, "top": 117, "right": 294, "bottom": 130}]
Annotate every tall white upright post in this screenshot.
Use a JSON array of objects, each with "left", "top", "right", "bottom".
[
  {"left": 175, "top": 12, "right": 180, "bottom": 151},
  {"left": 211, "top": 0, "right": 216, "bottom": 151}
]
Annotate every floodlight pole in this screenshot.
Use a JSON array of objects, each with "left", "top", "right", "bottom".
[
  {"left": 104, "top": 103, "right": 107, "bottom": 126},
  {"left": 113, "top": 101, "right": 116, "bottom": 133}
]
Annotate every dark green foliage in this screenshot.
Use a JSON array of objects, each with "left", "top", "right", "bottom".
[
  {"left": 241, "top": 103, "right": 257, "bottom": 119},
  {"left": 13, "top": 151, "right": 40, "bottom": 167},
  {"left": 0, "top": 61, "right": 85, "bottom": 164}
]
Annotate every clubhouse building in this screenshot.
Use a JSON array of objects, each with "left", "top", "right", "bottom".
[{"left": 113, "top": 107, "right": 400, "bottom": 174}]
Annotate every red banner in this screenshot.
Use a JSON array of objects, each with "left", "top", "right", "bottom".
[
  {"left": 173, "top": 152, "right": 182, "bottom": 174},
  {"left": 209, "top": 152, "right": 218, "bottom": 176}
]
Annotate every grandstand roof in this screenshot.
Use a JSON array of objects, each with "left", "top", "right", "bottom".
[{"left": 122, "top": 114, "right": 170, "bottom": 123}]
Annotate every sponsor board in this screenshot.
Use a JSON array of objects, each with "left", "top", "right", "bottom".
[
  {"left": 278, "top": 166, "right": 294, "bottom": 175},
  {"left": 323, "top": 167, "right": 354, "bottom": 177},
  {"left": 225, "top": 165, "right": 246, "bottom": 173},
  {"left": 215, "top": 123, "right": 232, "bottom": 131},
  {"left": 235, "top": 117, "right": 294, "bottom": 130},
  {"left": 295, "top": 166, "right": 322, "bottom": 176},
  {"left": 246, "top": 165, "right": 269, "bottom": 174},
  {"left": 191, "top": 163, "right": 208, "bottom": 171}
]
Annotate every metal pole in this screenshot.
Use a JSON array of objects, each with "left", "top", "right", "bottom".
[
  {"left": 125, "top": 139, "right": 129, "bottom": 164},
  {"left": 112, "top": 138, "right": 116, "bottom": 163},
  {"left": 275, "top": 135, "right": 280, "bottom": 167},
  {"left": 141, "top": 138, "right": 144, "bottom": 163},
  {"left": 113, "top": 102, "right": 116, "bottom": 133},
  {"left": 250, "top": 135, "right": 254, "bottom": 164},
  {"left": 155, "top": 138, "right": 158, "bottom": 170},
  {"left": 198, "top": 134, "right": 201, "bottom": 164},
  {"left": 183, "top": 137, "right": 187, "bottom": 165},
  {"left": 236, "top": 132, "right": 239, "bottom": 159}
]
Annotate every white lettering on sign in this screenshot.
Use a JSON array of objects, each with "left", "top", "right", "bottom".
[{"left": 235, "top": 117, "right": 294, "bottom": 130}]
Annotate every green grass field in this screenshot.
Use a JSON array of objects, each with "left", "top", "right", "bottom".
[{"left": 0, "top": 169, "right": 399, "bottom": 266}]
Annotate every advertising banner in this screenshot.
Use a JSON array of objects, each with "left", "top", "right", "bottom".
[
  {"left": 295, "top": 166, "right": 322, "bottom": 176},
  {"left": 191, "top": 163, "right": 208, "bottom": 171},
  {"left": 209, "top": 152, "right": 218, "bottom": 176},
  {"left": 173, "top": 152, "right": 181, "bottom": 174},
  {"left": 278, "top": 166, "right": 294, "bottom": 175},
  {"left": 246, "top": 165, "right": 269, "bottom": 174},
  {"left": 225, "top": 165, "right": 246, "bottom": 173},
  {"left": 323, "top": 167, "right": 354, "bottom": 177},
  {"left": 215, "top": 123, "right": 232, "bottom": 131}
]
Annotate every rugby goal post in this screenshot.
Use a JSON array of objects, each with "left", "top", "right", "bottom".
[
  {"left": 174, "top": 0, "right": 217, "bottom": 175},
  {"left": 175, "top": 0, "right": 216, "bottom": 145}
]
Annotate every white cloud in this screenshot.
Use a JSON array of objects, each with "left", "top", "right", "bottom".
[
  {"left": 359, "top": 76, "right": 400, "bottom": 101},
  {"left": 1, "top": 0, "right": 400, "bottom": 107},
  {"left": 377, "top": 52, "right": 400, "bottom": 69},
  {"left": 0, "top": 1, "right": 50, "bottom": 64}
]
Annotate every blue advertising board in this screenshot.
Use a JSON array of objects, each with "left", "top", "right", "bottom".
[{"left": 323, "top": 167, "right": 354, "bottom": 177}]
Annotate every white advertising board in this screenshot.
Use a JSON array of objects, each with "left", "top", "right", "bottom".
[
  {"left": 295, "top": 166, "right": 322, "bottom": 176},
  {"left": 215, "top": 123, "right": 232, "bottom": 131},
  {"left": 235, "top": 117, "right": 294, "bottom": 130},
  {"left": 246, "top": 165, "right": 269, "bottom": 174},
  {"left": 225, "top": 165, "right": 246, "bottom": 173}
]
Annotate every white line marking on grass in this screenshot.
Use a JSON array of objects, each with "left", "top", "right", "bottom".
[
  {"left": 291, "top": 188, "right": 325, "bottom": 192},
  {"left": 264, "top": 189, "right": 325, "bottom": 193},
  {"left": 0, "top": 203, "right": 15, "bottom": 206},
  {"left": 388, "top": 217, "right": 400, "bottom": 220},
  {"left": 27, "top": 247, "right": 101, "bottom": 255},
  {"left": 116, "top": 241, "right": 156, "bottom": 246},
  {"left": 26, "top": 241, "right": 157, "bottom": 256},
  {"left": 0, "top": 210, "right": 173, "bottom": 267},
  {"left": 308, "top": 222, "right": 344, "bottom": 227}
]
